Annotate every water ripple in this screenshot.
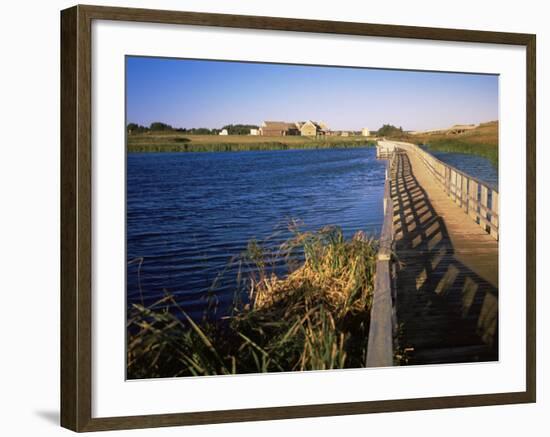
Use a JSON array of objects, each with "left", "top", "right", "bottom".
[{"left": 127, "top": 147, "right": 385, "bottom": 316}]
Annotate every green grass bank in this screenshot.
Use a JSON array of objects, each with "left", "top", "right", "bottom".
[{"left": 127, "top": 133, "right": 376, "bottom": 153}]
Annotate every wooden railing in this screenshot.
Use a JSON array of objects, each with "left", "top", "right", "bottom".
[
  {"left": 394, "top": 142, "right": 499, "bottom": 240},
  {"left": 366, "top": 152, "right": 396, "bottom": 367},
  {"left": 376, "top": 141, "right": 396, "bottom": 159}
]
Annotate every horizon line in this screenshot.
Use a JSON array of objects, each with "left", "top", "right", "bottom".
[{"left": 126, "top": 119, "right": 499, "bottom": 133}]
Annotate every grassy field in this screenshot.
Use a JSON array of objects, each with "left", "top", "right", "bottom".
[
  {"left": 127, "top": 226, "right": 378, "bottom": 378},
  {"left": 393, "top": 121, "right": 499, "bottom": 166},
  {"left": 127, "top": 132, "right": 375, "bottom": 152}
]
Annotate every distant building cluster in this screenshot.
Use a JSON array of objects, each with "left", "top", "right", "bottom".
[
  {"left": 252, "top": 121, "right": 372, "bottom": 137},
  {"left": 215, "top": 120, "right": 373, "bottom": 137},
  {"left": 256, "top": 120, "right": 328, "bottom": 137}
]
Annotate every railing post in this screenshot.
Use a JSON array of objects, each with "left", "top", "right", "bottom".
[
  {"left": 463, "top": 177, "right": 469, "bottom": 213},
  {"left": 455, "top": 171, "right": 461, "bottom": 206},
  {"left": 469, "top": 180, "right": 479, "bottom": 223},
  {"left": 480, "top": 185, "right": 489, "bottom": 232},
  {"left": 490, "top": 190, "right": 499, "bottom": 240}
]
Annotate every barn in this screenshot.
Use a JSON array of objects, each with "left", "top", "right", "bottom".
[{"left": 259, "top": 121, "right": 300, "bottom": 136}]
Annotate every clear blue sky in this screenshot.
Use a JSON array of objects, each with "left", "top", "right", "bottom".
[{"left": 126, "top": 56, "right": 498, "bottom": 131}]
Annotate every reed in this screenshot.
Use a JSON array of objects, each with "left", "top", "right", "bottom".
[{"left": 127, "top": 226, "right": 378, "bottom": 378}]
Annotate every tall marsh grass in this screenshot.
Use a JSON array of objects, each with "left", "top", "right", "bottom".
[
  {"left": 127, "top": 226, "right": 378, "bottom": 379},
  {"left": 420, "top": 139, "right": 498, "bottom": 167}
]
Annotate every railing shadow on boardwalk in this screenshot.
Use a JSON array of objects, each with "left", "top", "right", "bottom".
[{"left": 391, "top": 151, "right": 498, "bottom": 365}]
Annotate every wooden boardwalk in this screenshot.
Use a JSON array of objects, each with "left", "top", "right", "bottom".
[{"left": 368, "top": 141, "right": 499, "bottom": 366}]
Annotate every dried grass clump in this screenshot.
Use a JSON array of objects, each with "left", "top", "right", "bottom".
[
  {"left": 252, "top": 228, "right": 376, "bottom": 316},
  {"left": 127, "top": 226, "right": 377, "bottom": 379}
]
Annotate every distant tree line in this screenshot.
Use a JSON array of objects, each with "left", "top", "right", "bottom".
[
  {"left": 127, "top": 122, "right": 259, "bottom": 135},
  {"left": 127, "top": 122, "right": 176, "bottom": 133},
  {"left": 221, "top": 124, "right": 259, "bottom": 135},
  {"left": 375, "top": 124, "right": 404, "bottom": 137},
  {"left": 126, "top": 123, "right": 149, "bottom": 133},
  {"left": 177, "top": 127, "right": 220, "bottom": 135}
]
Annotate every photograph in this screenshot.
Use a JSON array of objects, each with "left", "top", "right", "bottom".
[{"left": 125, "top": 57, "right": 499, "bottom": 379}]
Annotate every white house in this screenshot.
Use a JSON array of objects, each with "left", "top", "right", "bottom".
[
  {"left": 219, "top": 129, "right": 228, "bottom": 136},
  {"left": 249, "top": 128, "right": 259, "bottom": 136},
  {"left": 361, "top": 128, "right": 370, "bottom": 137}
]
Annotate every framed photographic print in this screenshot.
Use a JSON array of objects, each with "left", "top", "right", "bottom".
[{"left": 60, "top": 4, "right": 536, "bottom": 432}]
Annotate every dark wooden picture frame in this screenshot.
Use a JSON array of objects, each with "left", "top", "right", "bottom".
[{"left": 61, "top": 4, "right": 536, "bottom": 432}]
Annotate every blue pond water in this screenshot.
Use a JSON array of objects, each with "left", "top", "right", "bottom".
[
  {"left": 126, "top": 147, "right": 497, "bottom": 318},
  {"left": 127, "top": 147, "right": 386, "bottom": 317}
]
